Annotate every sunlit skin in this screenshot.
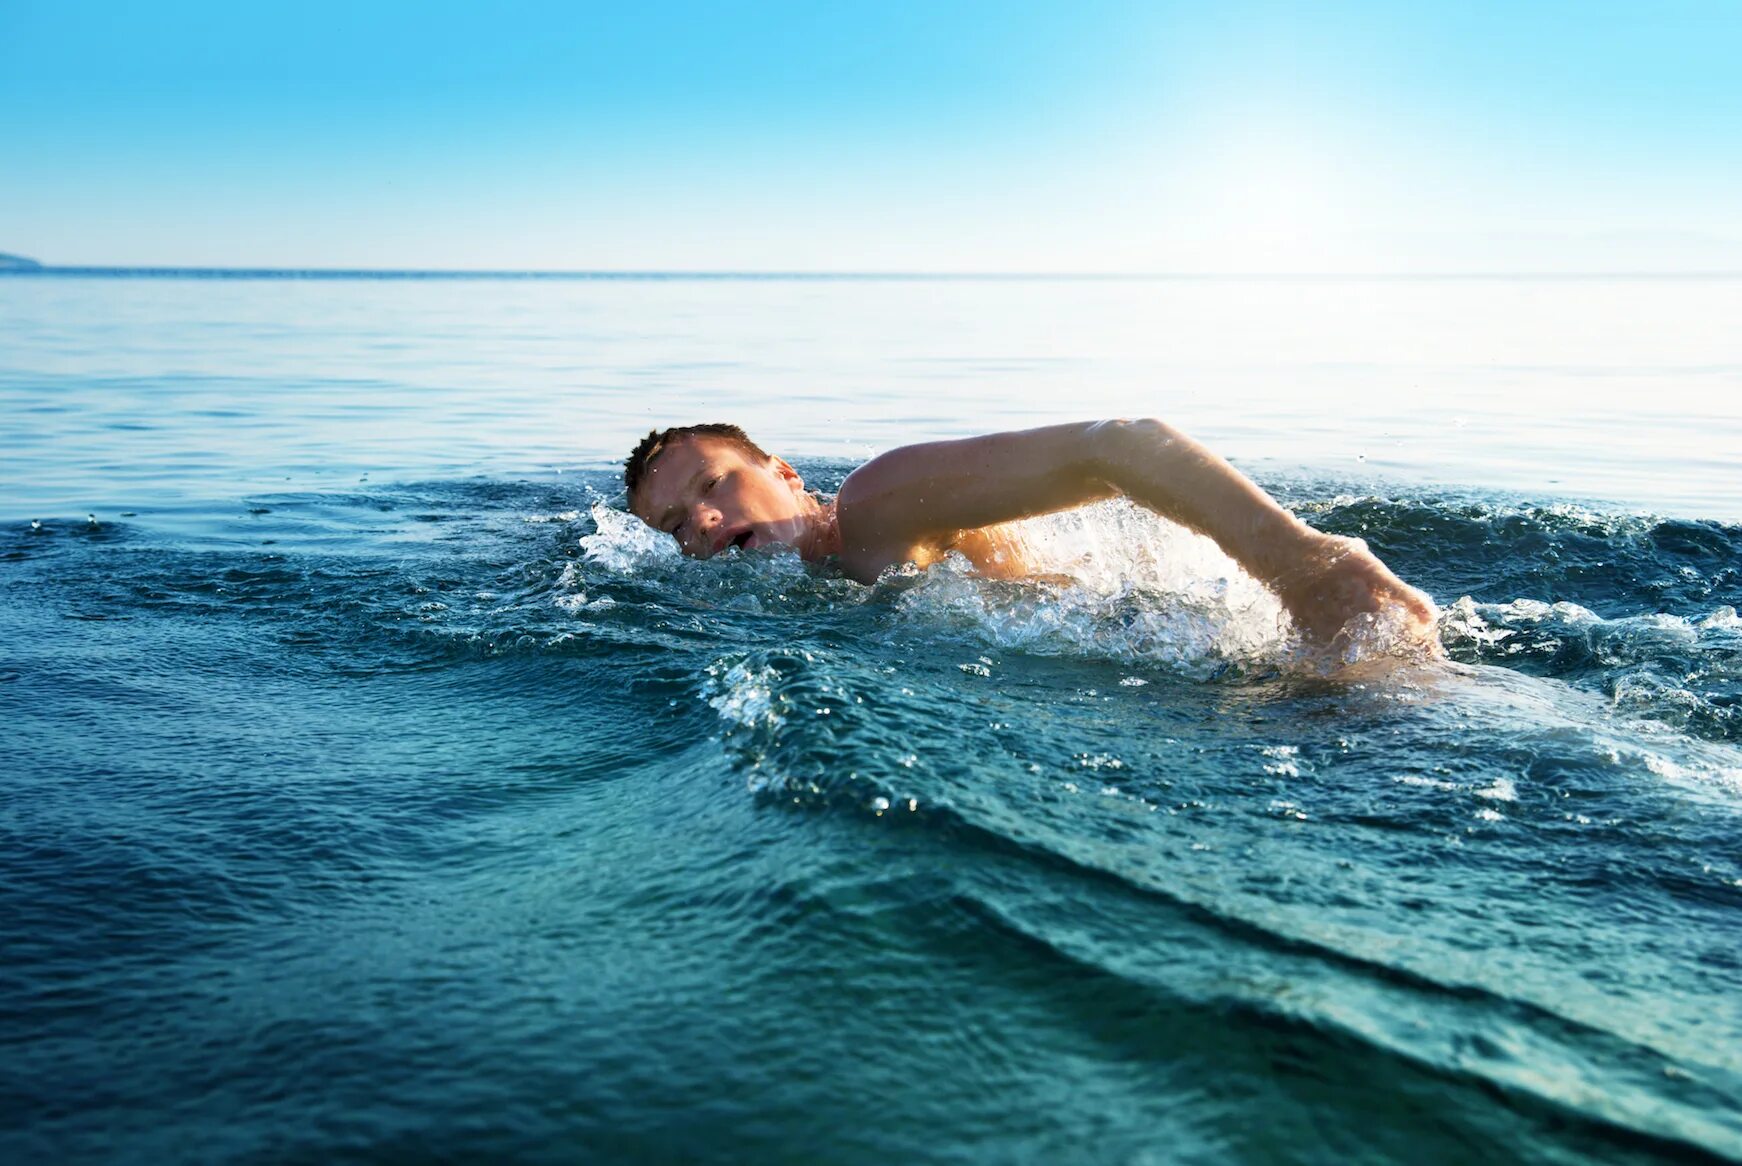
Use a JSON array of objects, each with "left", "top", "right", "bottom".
[
  {"left": 630, "top": 438, "right": 837, "bottom": 563},
  {"left": 630, "top": 420, "right": 1440, "bottom": 653}
]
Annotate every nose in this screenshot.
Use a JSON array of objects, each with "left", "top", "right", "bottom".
[{"left": 687, "top": 503, "right": 721, "bottom": 554}]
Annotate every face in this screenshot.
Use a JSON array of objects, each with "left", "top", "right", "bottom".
[{"left": 631, "top": 436, "right": 812, "bottom": 559}]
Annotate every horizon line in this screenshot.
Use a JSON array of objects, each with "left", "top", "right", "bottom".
[{"left": 4, "top": 264, "right": 1742, "bottom": 282}]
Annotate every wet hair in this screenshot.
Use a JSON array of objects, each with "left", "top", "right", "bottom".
[{"left": 624, "top": 423, "right": 771, "bottom": 501}]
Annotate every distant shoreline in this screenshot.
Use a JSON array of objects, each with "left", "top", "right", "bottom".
[{"left": 3, "top": 265, "right": 1741, "bottom": 282}]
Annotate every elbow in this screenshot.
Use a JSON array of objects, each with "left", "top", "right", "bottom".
[{"left": 1088, "top": 417, "right": 1184, "bottom": 480}]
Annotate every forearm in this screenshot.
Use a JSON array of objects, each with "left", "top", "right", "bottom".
[
  {"left": 1090, "top": 418, "right": 1322, "bottom": 589},
  {"left": 1090, "top": 417, "right": 1439, "bottom": 649}
]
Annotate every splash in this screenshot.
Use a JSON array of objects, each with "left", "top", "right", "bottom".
[
  {"left": 1442, "top": 596, "right": 1742, "bottom": 742},
  {"left": 1317, "top": 601, "right": 1443, "bottom": 673},
  {"left": 578, "top": 495, "right": 1445, "bottom": 675},
  {"left": 578, "top": 500, "right": 680, "bottom": 570},
  {"left": 890, "top": 500, "right": 1292, "bottom": 676}
]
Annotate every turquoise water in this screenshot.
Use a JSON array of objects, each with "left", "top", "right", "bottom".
[{"left": 3, "top": 272, "right": 1741, "bottom": 1162}]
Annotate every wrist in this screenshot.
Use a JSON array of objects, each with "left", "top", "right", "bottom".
[{"left": 1247, "top": 515, "right": 1337, "bottom": 592}]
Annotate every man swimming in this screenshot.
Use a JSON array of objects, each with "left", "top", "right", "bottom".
[{"left": 625, "top": 419, "right": 1439, "bottom": 653}]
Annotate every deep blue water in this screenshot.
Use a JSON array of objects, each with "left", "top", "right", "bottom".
[{"left": 3, "top": 273, "right": 1741, "bottom": 1162}]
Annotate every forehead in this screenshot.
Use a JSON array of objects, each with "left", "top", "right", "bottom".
[{"left": 630, "top": 437, "right": 752, "bottom": 519}]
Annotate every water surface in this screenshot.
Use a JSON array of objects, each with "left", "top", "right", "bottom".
[{"left": 3, "top": 273, "right": 1740, "bottom": 1163}]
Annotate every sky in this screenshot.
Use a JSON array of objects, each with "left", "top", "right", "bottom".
[{"left": 2, "top": 0, "right": 1739, "bottom": 272}]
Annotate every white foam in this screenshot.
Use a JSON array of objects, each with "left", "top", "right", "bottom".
[
  {"left": 702, "top": 658, "right": 785, "bottom": 731},
  {"left": 1699, "top": 605, "right": 1740, "bottom": 632},
  {"left": 1445, "top": 596, "right": 1740, "bottom": 668},
  {"left": 1395, "top": 774, "right": 1459, "bottom": 791},
  {"left": 579, "top": 501, "right": 680, "bottom": 571},
  {"left": 1638, "top": 749, "right": 1742, "bottom": 795},
  {"left": 582, "top": 496, "right": 1442, "bottom": 670},
  {"left": 1473, "top": 777, "right": 1518, "bottom": 802},
  {"left": 890, "top": 501, "right": 1293, "bottom": 676}
]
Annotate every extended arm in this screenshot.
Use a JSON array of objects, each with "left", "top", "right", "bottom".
[{"left": 836, "top": 418, "right": 1437, "bottom": 647}]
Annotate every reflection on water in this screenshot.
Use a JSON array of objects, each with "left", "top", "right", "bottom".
[{"left": 3, "top": 273, "right": 1741, "bottom": 520}]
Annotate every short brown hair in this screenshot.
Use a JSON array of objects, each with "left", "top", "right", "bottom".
[{"left": 624, "top": 423, "right": 771, "bottom": 501}]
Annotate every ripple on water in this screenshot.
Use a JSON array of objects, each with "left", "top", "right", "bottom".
[{"left": 6, "top": 473, "right": 1742, "bottom": 1161}]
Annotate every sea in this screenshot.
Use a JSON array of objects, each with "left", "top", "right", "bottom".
[{"left": 3, "top": 270, "right": 1740, "bottom": 1164}]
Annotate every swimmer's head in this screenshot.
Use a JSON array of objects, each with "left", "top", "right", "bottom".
[
  {"left": 624, "top": 423, "right": 768, "bottom": 501},
  {"left": 626, "top": 424, "right": 817, "bottom": 559}
]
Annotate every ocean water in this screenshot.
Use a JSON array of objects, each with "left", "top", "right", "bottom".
[{"left": 3, "top": 272, "right": 1741, "bottom": 1163}]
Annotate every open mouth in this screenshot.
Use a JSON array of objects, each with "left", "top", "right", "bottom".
[{"left": 730, "top": 529, "right": 754, "bottom": 551}]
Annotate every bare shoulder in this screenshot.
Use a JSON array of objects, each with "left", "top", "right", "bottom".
[
  {"left": 833, "top": 457, "right": 925, "bottom": 583},
  {"left": 834, "top": 452, "right": 1038, "bottom": 583},
  {"left": 836, "top": 439, "right": 933, "bottom": 505},
  {"left": 832, "top": 427, "right": 1112, "bottom": 581},
  {"left": 832, "top": 447, "right": 961, "bottom": 581}
]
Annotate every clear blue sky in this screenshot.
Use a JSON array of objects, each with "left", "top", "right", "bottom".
[{"left": 3, "top": 0, "right": 1738, "bottom": 271}]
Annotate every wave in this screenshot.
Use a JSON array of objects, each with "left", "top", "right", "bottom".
[{"left": 9, "top": 472, "right": 1742, "bottom": 1160}]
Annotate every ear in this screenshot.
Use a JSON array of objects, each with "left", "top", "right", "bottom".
[{"left": 771, "top": 456, "right": 805, "bottom": 495}]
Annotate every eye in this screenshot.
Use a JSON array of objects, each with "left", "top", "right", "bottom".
[{"left": 703, "top": 475, "right": 721, "bottom": 493}]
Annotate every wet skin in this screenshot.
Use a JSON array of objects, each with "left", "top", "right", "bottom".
[
  {"left": 629, "top": 438, "right": 832, "bottom": 563},
  {"left": 630, "top": 422, "right": 1440, "bottom": 654}
]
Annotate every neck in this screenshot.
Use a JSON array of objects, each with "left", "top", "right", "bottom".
[{"left": 794, "top": 495, "right": 841, "bottom": 562}]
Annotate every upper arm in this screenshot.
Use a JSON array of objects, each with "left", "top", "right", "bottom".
[{"left": 835, "top": 421, "right": 1119, "bottom": 566}]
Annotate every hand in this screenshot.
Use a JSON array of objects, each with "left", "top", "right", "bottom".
[{"left": 1272, "top": 532, "right": 1441, "bottom": 661}]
